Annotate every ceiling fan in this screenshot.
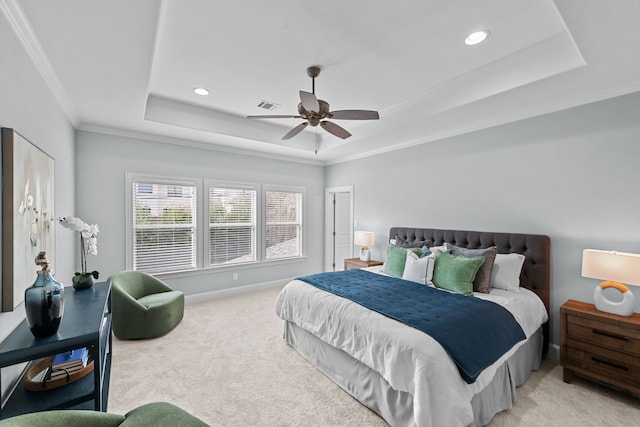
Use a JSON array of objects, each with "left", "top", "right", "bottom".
[{"left": 247, "top": 66, "right": 379, "bottom": 140}]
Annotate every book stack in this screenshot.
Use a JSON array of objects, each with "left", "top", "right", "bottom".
[{"left": 47, "top": 347, "right": 90, "bottom": 381}]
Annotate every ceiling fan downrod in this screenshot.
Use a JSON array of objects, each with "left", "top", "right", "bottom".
[{"left": 307, "top": 66, "right": 320, "bottom": 94}]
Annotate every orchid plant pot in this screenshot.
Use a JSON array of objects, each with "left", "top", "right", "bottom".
[
  {"left": 59, "top": 216, "right": 100, "bottom": 291},
  {"left": 72, "top": 271, "right": 99, "bottom": 290}
]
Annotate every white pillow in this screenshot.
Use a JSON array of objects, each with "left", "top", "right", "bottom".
[
  {"left": 402, "top": 251, "right": 430, "bottom": 284},
  {"left": 490, "top": 253, "right": 526, "bottom": 291},
  {"left": 429, "top": 245, "right": 447, "bottom": 254}
]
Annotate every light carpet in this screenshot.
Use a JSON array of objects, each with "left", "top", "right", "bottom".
[{"left": 109, "top": 287, "right": 640, "bottom": 426}]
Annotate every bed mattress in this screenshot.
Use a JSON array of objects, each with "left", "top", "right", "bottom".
[{"left": 275, "top": 275, "right": 548, "bottom": 426}]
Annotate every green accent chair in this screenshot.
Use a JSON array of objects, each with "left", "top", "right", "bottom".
[
  {"left": 0, "top": 402, "right": 208, "bottom": 426},
  {"left": 109, "top": 271, "right": 184, "bottom": 340}
]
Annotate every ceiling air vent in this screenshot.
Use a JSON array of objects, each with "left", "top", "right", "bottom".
[{"left": 257, "top": 100, "right": 279, "bottom": 111}]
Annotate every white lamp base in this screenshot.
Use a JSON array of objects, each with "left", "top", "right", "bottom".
[
  {"left": 594, "top": 281, "right": 636, "bottom": 316},
  {"left": 359, "top": 248, "right": 371, "bottom": 262}
]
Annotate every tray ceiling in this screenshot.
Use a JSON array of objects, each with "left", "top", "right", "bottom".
[{"left": 5, "top": 0, "right": 640, "bottom": 163}]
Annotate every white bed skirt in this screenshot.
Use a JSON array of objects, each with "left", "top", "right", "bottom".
[{"left": 284, "top": 321, "right": 543, "bottom": 427}]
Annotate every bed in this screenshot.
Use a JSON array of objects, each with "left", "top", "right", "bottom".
[{"left": 276, "top": 227, "right": 550, "bottom": 427}]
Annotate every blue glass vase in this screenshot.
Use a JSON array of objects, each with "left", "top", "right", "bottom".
[{"left": 24, "top": 270, "right": 65, "bottom": 338}]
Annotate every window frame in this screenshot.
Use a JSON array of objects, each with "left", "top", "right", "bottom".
[
  {"left": 126, "top": 173, "right": 203, "bottom": 274},
  {"left": 126, "top": 175, "right": 306, "bottom": 278},
  {"left": 205, "top": 180, "right": 259, "bottom": 268},
  {"left": 262, "top": 184, "right": 304, "bottom": 261}
]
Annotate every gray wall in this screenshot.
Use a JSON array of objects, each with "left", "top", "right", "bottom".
[
  {"left": 327, "top": 91, "right": 640, "bottom": 353},
  {"left": 0, "top": 11, "right": 76, "bottom": 394},
  {"left": 74, "top": 130, "right": 325, "bottom": 295}
]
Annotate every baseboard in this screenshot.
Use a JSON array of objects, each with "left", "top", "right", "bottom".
[
  {"left": 185, "top": 279, "right": 289, "bottom": 304},
  {"left": 547, "top": 343, "right": 560, "bottom": 365}
]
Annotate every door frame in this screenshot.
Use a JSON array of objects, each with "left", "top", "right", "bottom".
[{"left": 324, "top": 185, "right": 354, "bottom": 271}]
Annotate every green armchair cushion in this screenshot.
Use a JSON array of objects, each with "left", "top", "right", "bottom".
[
  {"left": 0, "top": 411, "right": 125, "bottom": 427},
  {"left": 109, "top": 271, "right": 184, "bottom": 340},
  {"left": 123, "top": 402, "right": 208, "bottom": 426},
  {"left": 0, "top": 402, "right": 208, "bottom": 427}
]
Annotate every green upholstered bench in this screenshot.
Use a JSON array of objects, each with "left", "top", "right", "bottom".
[
  {"left": 0, "top": 402, "right": 208, "bottom": 426},
  {"left": 109, "top": 271, "right": 184, "bottom": 340}
]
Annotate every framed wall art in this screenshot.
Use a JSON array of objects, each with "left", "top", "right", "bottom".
[{"left": 2, "top": 128, "right": 55, "bottom": 312}]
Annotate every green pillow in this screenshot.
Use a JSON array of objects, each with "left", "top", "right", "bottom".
[
  {"left": 445, "top": 244, "right": 497, "bottom": 294},
  {"left": 384, "top": 245, "right": 408, "bottom": 277},
  {"left": 432, "top": 251, "right": 485, "bottom": 295}
]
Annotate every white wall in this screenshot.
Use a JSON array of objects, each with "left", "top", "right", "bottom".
[
  {"left": 326, "top": 91, "right": 640, "bottom": 353},
  {"left": 0, "top": 11, "right": 76, "bottom": 395},
  {"left": 74, "top": 130, "right": 325, "bottom": 295}
]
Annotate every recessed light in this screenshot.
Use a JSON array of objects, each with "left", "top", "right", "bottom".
[
  {"left": 465, "top": 30, "right": 489, "bottom": 46},
  {"left": 193, "top": 87, "right": 210, "bottom": 96}
]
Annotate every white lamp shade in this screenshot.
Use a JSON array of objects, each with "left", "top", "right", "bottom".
[
  {"left": 582, "top": 249, "right": 640, "bottom": 286},
  {"left": 354, "top": 231, "right": 375, "bottom": 248}
]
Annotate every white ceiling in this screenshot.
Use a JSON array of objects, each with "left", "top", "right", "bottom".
[{"left": 4, "top": 0, "right": 640, "bottom": 164}]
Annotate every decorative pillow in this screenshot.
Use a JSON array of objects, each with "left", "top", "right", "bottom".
[
  {"left": 402, "top": 251, "right": 430, "bottom": 284},
  {"left": 432, "top": 251, "right": 485, "bottom": 295},
  {"left": 403, "top": 246, "right": 429, "bottom": 259},
  {"left": 445, "top": 244, "right": 497, "bottom": 294},
  {"left": 429, "top": 245, "right": 448, "bottom": 254},
  {"left": 490, "top": 253, "right": 526, "bottom": 291},
  {"left": 426, "top": 246, "right": 448, "bottom": 285},
  {"left": 384, "top": 244, "right": 409, "bottom": 278}
]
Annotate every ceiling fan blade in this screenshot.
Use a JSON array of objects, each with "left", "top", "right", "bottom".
[
  {"left": 247, "top": 115, "right": 303, "bottom": 119},
  {"left": 321, "top": 121, "right": 352, "bottom": 139},
  {"left": 299, "top": 91, "right": 320, "bottom": 113},
  {"left": 282, "top": 122, "right": 309, "bottom": 140},
  {"left": 330, "top": 110, "right": 380, "bottom": 120}
]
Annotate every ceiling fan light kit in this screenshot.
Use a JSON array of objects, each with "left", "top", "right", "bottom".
[{"left": 247, "top": 66, "right": 379, "bottom": 141}]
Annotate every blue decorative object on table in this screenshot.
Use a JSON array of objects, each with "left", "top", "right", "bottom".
[{"left": 24, "top": 251, "right": 64, "bottom": 338}]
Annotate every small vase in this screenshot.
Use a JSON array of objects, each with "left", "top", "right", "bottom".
[
  {"left": 24, "top": 271, "right": 65, "bottom": 338},
  {"left": 73, "top": 273, "right": 95, "bottom": 290}
]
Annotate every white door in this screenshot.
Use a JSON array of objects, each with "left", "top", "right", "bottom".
[{"left": 325, "top": 186, "right": 353, "bottom": 271}]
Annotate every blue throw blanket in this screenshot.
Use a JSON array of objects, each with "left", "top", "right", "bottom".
[{"left": 297, "top": 269, "right": 526, "bottom": 383}]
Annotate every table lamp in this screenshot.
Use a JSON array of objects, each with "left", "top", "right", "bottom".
[
  {"left": 581, "top": 249, "right": 640, "bottom": 316},
  {"left": 354, "top": 231, "right": 375, "bottom": 262}
]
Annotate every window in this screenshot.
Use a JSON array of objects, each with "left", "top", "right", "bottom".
[
  {"left": 265, "top": 188, "right": 302, "bottom": 260},
  {"left": 131, "top": 179, "right": 197, "bottom": 274},
  {"left": 127, "top": 175, "right": 304, "bottom": 276},
  {"left": 208, "top": 184, "right": 257, "bottom": 266}
]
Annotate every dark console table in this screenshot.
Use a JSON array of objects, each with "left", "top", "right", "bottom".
[{"left": 0, "top": 281, "right": 112, "bottom": 419}]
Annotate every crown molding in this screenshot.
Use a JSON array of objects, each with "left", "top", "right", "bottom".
[
  {"left": 0, "top": 0, "right": 79, "bottom": 126},
  {"left": 76, "top": 123, "right": 326, "bottom": 167}
]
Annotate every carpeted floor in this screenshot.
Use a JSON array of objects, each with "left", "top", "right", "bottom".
[{"left": 108, "top": 286, "right": 640, "bottom": 426}]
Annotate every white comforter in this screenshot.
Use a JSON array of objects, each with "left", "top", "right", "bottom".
[{"left": 275, "top": 273, "right": 548, "bottom": 427}]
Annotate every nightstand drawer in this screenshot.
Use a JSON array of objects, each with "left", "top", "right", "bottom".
[
  {"left": 561, "top": 299, "right": 640, "bottom": 396},
  {"left": 566, "top": 314, "right": 640, "bottom": 356},
  {"left": 565, "top": 340, "right": 640, "bottom": 390}
]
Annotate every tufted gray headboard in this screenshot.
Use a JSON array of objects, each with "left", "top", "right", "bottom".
[{"left": 389, "top": 227, "right": 551, "bottom": 354}]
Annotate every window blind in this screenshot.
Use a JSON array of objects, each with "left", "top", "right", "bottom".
[
  {"left": 209, "top": 186, "right": 256, "bottom": 266},
  {"left": 133, "top": 181, "right": 197, "bottom": 273},
  {"left": 265, "top": 190, "right": 301, "bottom": 260}
]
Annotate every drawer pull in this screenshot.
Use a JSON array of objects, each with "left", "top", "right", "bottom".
[
  {"left": 592, "top": 328, "right": 630, "bottom": 341},
  {"left": 591, "top": 356, "right": 629, "bottom": 372}
]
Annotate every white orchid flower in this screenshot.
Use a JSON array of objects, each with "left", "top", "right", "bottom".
[{"left": 58, "top": 216, "right": 100, "bottom": 272}]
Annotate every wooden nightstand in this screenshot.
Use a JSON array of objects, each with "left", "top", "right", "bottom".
[
  {"left": 560, "top": 299, "right": 640, "bottom": 395},
  {"left": 344, "top": 258, "right": 383, "bottom": 270}
]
